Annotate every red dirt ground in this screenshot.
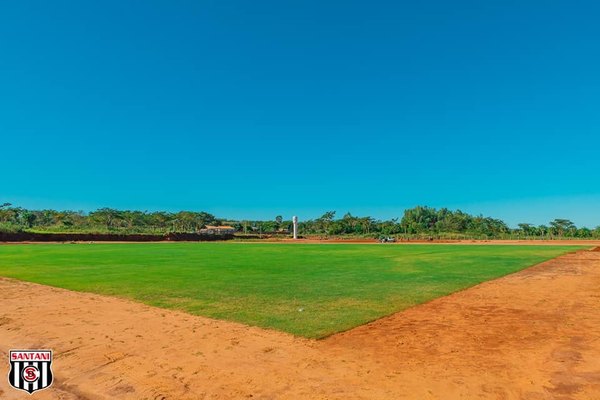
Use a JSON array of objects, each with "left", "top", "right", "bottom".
[{"left": 0, "top": 249, "right": 599, "bottom": 399}]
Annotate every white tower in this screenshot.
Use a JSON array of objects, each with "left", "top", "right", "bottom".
[{"left": 292, "top": 216, "right": 298, "bottom": 240}]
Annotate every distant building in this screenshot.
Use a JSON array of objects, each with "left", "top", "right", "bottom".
[{"left": 200, "top": 225, "right": 236, "bottom": 235}]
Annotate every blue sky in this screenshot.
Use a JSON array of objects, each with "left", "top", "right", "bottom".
[{"left": 1, "top": 1, "right": 599, "bottom": 227}]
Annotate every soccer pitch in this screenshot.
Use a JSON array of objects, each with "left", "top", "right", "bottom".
[{"left": 0, "top": 243, "right": 584, "bottom": 338}]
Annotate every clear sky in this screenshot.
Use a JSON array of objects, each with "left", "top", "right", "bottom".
[{"left": 1, "top": 1, "right": 599, "bottom": 227}]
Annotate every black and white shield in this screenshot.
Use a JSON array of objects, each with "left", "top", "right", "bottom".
[{"left": 8, "top": 350, "right": 53, "bottom": 394}]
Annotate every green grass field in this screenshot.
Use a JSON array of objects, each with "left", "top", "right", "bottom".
[{"left": 0, "top": 243, "right": 585, "bottom": 338}]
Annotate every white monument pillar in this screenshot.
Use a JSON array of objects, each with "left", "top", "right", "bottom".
[{"left": 292, "top": 216, "right": 298, "bottom": 240}]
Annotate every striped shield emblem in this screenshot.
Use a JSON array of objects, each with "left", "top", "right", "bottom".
[{"left": 8, "top": 350, "right": 53, "bottom": 394}]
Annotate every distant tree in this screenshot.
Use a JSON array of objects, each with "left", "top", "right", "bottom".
[
  {"left": 575, "top": 227, "right": 592, "bottom": 238},
  {"left": 339, "top": 212, "right": 358, "bottom": 234},
  {"left": 358, "top": 216, "right": 375, "bottom": 234},
  {"left": 549, "top": 219, "right": 576, "bottom": 238},
  {"left": 518, "top": 223, "right": 534, "bottom": 238},
  {"left": 317, "top": 211, "right": 336, "bottom": 235},
  {"left": 260, "top": 220, "right": 277, "bottom": 232},
  {"left": 148, "top": 211, "right": 172, "bottom": 230},
  {"left": 90, "top": 208, "right": 122, "bottom": 230},
  {"left": 401, "top": 206, "right": 438, "bottom": 234},
  {"left": 19, "top": 210, "right": 37, "bottom": 228},
  {"left": 380, "top": 217, "right": 400, "bottom": 235}
]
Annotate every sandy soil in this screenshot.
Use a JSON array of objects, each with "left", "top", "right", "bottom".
[{"left": 0, "top": 249, "right": 599, "bottom": 399}]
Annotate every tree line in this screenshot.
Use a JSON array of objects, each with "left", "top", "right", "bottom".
[
  {"left": 292, "top": 207, "right": 599, "bottom": 239},
  {"left": 0, "top": 203, "right": 221, "bottom": 234},
  {"left": 0, "top": 203, "right": 598, "bottom": 239}
]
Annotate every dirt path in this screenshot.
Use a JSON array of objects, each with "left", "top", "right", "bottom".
[{"left": 0, "top": 250, "right": 599, "bottom": 399}]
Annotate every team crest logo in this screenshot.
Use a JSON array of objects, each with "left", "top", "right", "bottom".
[{"left": 8, "top": 350, "right": 53, "bottom": 394}]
